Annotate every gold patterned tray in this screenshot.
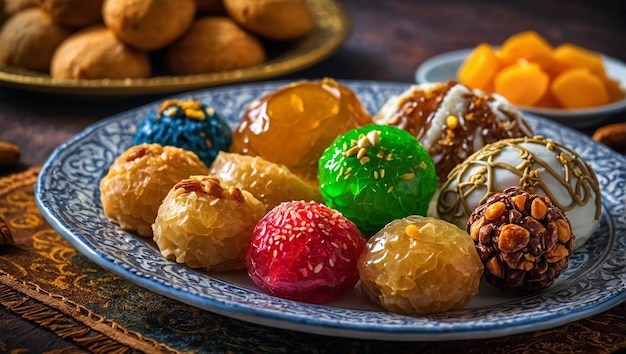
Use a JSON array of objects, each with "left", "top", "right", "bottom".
[{"left": 0, "top": 0, "right": 350, "bottom": 96}]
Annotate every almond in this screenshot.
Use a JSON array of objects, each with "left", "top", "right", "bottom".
[
  {"left": 592, "top": 122, "right": 626, "bottom": 149},
  {"left": 0, "top": 141, "right": 20, "bottom": 167}
]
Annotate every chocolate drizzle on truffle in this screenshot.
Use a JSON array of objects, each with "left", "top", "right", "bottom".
[
  {"left": 438, "top": 136, "right": 601, "bottom": 223},
  {"left": 375, "top": 81, "right": 533, "bottom": 180}
]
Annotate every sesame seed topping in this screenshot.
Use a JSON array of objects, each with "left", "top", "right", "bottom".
[
  {"left": 400, "top": 172, "right": 415, "bottom": 180},
  {"left": 345, "top": 146, "right": 360, "bottom": 157},
  {"left": 359, "top": 156, "right": 370, "bottom": 165},
  {"left": 357, "top": 147, "right": 367, "bottom": 159},
  {"left": 313, "top": 263, "right": 324, "bottom": 273},
  {"left": 419, "top": 161, "right": 427, "bottom": 169},
  {"left": 387, "top": 186, "right": 394, "bottom": 193}
]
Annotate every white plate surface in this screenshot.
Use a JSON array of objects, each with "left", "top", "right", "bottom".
[
  {"left": 415, "top": 48, "right": 626, "bottom": 126},
  {"left": 35, "top": 80, "right": 625, "bottom": 341}
]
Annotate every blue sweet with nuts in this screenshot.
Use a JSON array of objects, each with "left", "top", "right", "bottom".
[{"left": 132, "top": 99, "right": 232, "bottom": 166}]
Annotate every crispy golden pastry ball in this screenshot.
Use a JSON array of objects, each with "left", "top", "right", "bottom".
[
  {"left": 102, "top": 0, "right": 196, "bottom": 51},
  {"left": 100, "top": 144, "right": 209, "bottom": 237},
  {"left": 51, "top": 25, "right": 151, "bottom": 79},
  {"left": 223, "top": 0, "right": 314, "bottom": 41},
  {"left": 166, "top": 16, "right": 266, "bottom": 75},
  {"left": 208, "top": 151, "right": 323, "bottom": 211},
  {"left": 153, "top": 176, "right": 266, "bottom": 271},
  {"left": 0, "top": 7, "right": 73, "bottom": 72},
  {"left": 36, "top": 0, "right": 104, "bottom": 28}
]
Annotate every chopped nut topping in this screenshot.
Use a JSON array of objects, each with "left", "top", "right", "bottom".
[
  {"left": 486, "top": 257, "right": 504, "bottom": 278},
  {"left": 512, "top": 195, "right": 527, "bottom": 212},
  {"left": 400, "top": 172, "right": 415, "bottom": 180},
  {"left": 531, "top": 198, "right": 547, "bottom": 219},
  {"left": 446, "top": 115, "right": 459, "bottom": 129},
  {"left": 556, "top": 219, "right": 572, "bottom": 243},
  {"left": 485, "top": 201, "right": 505, "bottom": 220},
  {"left": 498, "top": 224, "right": 530, "bottom": 253}
]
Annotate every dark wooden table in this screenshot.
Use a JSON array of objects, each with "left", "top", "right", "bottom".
[
  {"left": 1, "top": 0, "right": 624, "bottom": 353},
  {"left": 1, "top": 0, "right": 625, "bottom": 170}
]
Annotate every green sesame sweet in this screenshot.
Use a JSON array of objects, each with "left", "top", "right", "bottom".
[{"left": 318, "top": 125, "right": 438, "bottom": 234}]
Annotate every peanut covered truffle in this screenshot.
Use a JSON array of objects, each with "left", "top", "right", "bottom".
[{"left": 467, "top": 186, "right": 574, "bottom": 293}]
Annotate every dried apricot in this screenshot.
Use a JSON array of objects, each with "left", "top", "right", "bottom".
[
  {"left": 551, "top": 67, "right": 609, "bottom": 109},
  {"left": 498, "top": 30, "right": 555, "bottom": 70},
  {"left": 493, "top": 61, "right": 550, "bottom": 106},
  {"left": 553, "top": 44, "right": 606, "bottom": 77},
  {"left": 457, "top": 43, "right": 500, "bottom": 91}
]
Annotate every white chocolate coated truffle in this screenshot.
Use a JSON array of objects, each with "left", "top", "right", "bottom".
[{"left": 437, "top": 136, "right": 601, "bottom": 249}]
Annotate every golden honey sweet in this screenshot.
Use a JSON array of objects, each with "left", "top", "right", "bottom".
[{"left": 230, "top": 78, "right": 373, "bottom": 182}]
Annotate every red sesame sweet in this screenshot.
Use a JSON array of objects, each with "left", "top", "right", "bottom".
[{"left": 246, "top": 200, "right": 366, "bottom": 304}]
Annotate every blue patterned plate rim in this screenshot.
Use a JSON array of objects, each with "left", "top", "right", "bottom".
[{"left": 35, "top": 79, "right": 626, "bottom": 341}]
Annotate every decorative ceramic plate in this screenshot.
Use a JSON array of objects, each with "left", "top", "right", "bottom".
[
  {"left": 415, "top": 48, "right": 626, "bottom": 126},
  {"left": 0, "top": 0, "right": 348, "bottom": 96},
  {"left": 35, "top": 80, "right": 625, "bottom": 341}
]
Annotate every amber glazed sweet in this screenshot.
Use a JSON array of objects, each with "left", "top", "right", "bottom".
[
  {"left": 208, "top": 151, "right": 322, "bottom": 211},
  {"left": 230, "top": 78, "right": 373, "bottom": 182}
]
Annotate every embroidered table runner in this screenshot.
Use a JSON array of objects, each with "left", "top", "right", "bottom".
[{"left": 1, "top": 167, "right": 624, "bottom": 353}]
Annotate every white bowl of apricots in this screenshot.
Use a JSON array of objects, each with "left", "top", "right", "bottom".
[{"left": 417, "top": 31, "right": 626, "bottom": 122}]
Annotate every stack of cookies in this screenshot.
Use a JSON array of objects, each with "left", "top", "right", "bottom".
[{"left": 0, "top": 0, "right": 315, "bottom": 80}]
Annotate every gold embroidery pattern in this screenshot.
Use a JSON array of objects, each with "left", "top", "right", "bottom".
[{"left": 0, "top": 167, "right": 623, "bottom": 353}]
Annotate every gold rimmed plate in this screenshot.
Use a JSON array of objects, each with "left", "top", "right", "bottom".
[{"left": 0, "top": 0, "right": 350, "bottom": 96}]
